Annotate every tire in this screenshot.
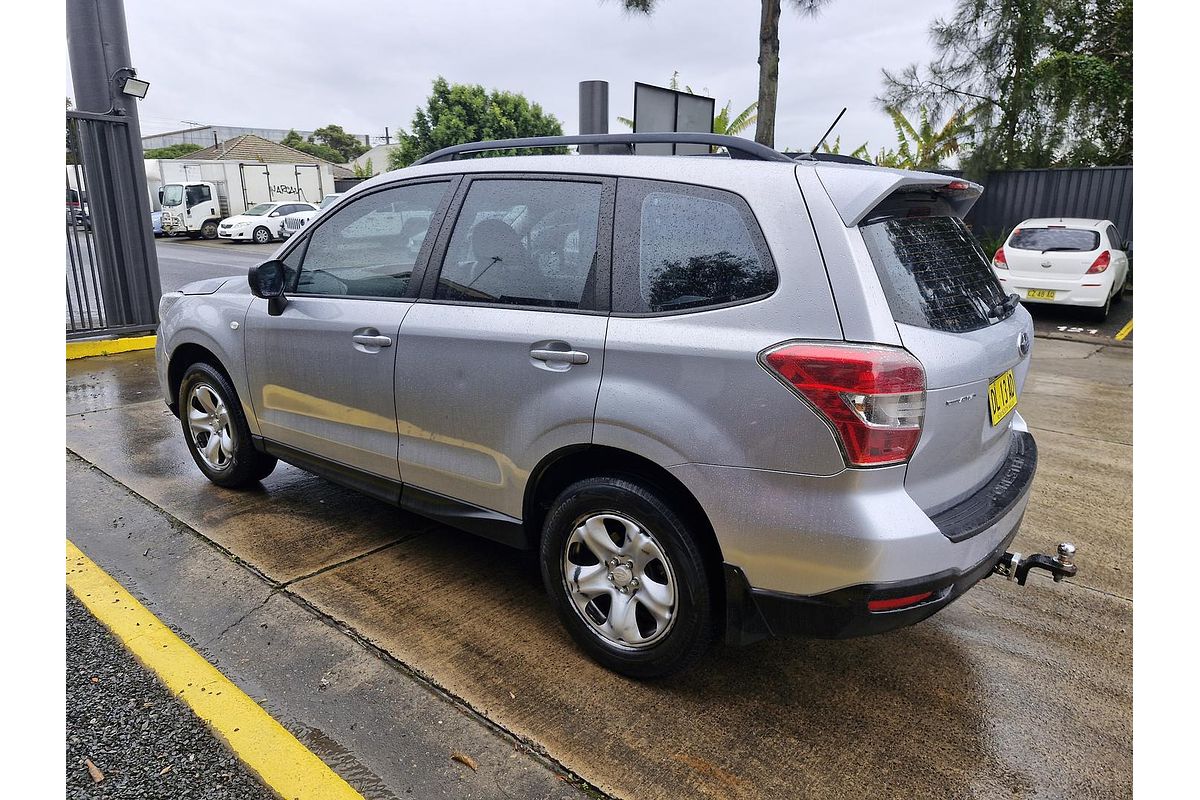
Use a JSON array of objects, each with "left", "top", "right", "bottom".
[
  {"left": 540, "top": 475, "right": 715, "bottom": 679},
  {"left": 252, "top": 226, "right": 272, "bottom": 244},
  {"left": 1112, "top": 271, "right": 1128, "bottom": 304},
  {"left": 201, "top": 220, "right": 219, "bottom": 240},
  {"left": 178, "top": 361, "right": 276, "bottom": 488},
  {"left": 1089, "top": 292, "right": 1112, "bottom": 322}
]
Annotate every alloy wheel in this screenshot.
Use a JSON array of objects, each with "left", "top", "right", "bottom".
[
  {"left": 186, "top": 382, "right": 234, "bottom": 471},
  {"left": 561, "top": 512, "right": 678, "bottom": 649}
]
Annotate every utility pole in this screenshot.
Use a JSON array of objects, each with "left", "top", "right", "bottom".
[{"left": 66, "top": 0, "right": 161, "bottom": 331}]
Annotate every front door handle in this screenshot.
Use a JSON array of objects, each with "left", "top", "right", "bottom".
[
  {"left": 352, "top": 334, "right": 392, "bottom": 348},
  {"left": 530, "top": 348, "right": 588, "bottom": 365}
]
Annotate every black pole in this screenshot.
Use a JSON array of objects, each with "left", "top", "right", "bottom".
[{"left": 66, "top": 0, "right": 161, "bottom": 330}]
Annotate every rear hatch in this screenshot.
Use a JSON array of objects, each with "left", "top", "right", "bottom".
[
  {"left": 1003, "top": 225, "right": 1102, "bottom": 278},
  {"left": 856, "top": 189, "right": 1033, "bottom": 515}
]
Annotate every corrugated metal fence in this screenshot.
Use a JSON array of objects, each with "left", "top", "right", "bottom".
[{"left": 966, "top": 166, "right": 1133, "bottom": 241}]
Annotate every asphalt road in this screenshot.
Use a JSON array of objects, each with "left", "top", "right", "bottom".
[
  {"left": 65, "top": 337, "right": 1132, "bottom": 799},
  {"left": 154, "top": 238, "right": 277, "bottom": 294},
  {"left": 66, "top": 591, "right": 275, "bottom": 799}
]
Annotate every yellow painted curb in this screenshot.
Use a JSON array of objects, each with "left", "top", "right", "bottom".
[
  {"left": 67, "top": 334, "right": 157, "bottom": 360},
  {"left": 1114, "top": 319, "right": 1133, "bottom": 341},
  {"left": 66, "top": 540, "right": 365, "bottom": 800}
]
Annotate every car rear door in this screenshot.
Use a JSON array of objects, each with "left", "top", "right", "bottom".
[
  {"left": 856, "top": 200, "right": 1036, "bottom": 515},
  {"left": 392, "top": 174, "right": 613, "bottom": 522},
  {"left": 243, "top": 178, "right": 457, "bottom": 483}
]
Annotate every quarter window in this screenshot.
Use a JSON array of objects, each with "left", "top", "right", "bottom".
[
  {"left": 292, "top": 182, "right": 449, "bottom": 298},
  {"left": 435, "top": 179, "right": 603, "bottom": 309},
  {"left": 613, "top": 179, "right": 777, "bottom": 313}
]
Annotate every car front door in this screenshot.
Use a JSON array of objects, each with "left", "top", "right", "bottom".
[
  {"left": 243, "top": 178, "right": 457, "bottom": 482},
  {"left": 393, "top": 175, "right": 613, "bottom": 521}
]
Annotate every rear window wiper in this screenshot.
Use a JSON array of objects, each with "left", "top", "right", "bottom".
[
  {"left": 987, "top": 293, "right": 1020, "bottom": 320},
  {"left": 1040, "top": 246, "right": 1083, "bottom": 253}
]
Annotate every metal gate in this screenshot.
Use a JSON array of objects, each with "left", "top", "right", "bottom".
[{"left": 66, "top": 110, "right": 161, "bottom": 339}]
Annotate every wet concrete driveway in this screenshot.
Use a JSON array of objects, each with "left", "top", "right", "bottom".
[{"left": 66, "top": 339, "right": 1132, "bottom": 799}]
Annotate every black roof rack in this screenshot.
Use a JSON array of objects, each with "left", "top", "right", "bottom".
[
  {"left": 785, "top": 151, "right": 874, "bottom": 166},
  {"left": 411, "top": 133, "right": 796, "bottom": 166}
]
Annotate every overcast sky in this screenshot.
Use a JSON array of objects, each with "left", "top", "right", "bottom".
[{"left": 68, "top": 0, "right": 957, "bottom": 156}]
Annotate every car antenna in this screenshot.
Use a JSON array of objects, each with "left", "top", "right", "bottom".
[{"left": 810, "top": 107, "right": 847, "bottom": 154}]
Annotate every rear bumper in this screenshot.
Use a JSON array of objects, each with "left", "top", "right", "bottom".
[
  {"left": 993, "top": 269, "right": 1114, "bottom": 307},
  {"left": 722, "top": 431, "right": 1037, "bottom": 644}
]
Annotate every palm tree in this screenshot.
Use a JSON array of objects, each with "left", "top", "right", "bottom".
[
  {"left": 883, "top": 105, "right": 978, "bottom": 169},
  {"left": 617, "top": 72, "right": 757, "bottom": 137},
  {"left": 820, "top": 135, "right": 871, "bottom": 161},
  {"left": 619, "top": 1, "right": 832, "bottom": 148}
]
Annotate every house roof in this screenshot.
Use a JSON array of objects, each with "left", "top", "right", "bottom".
[{"left": 186, "top": 134, "right": 354, "bottom": 178}]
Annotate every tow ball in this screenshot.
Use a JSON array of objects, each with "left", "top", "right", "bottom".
[{"left": 993, "top": 543, "right": 1077, "bottom": 586}]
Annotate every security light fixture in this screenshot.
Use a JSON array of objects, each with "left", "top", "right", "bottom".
[{"left": 121, "top": 76, "right": 150, "bottom": 99}]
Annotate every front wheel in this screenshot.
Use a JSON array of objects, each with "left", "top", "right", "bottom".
[
  {"left": 252, "top": 226, "right": 272, "bottom": 244},
  {"left": 201, "top": 220, "right": 219, "bottom": 239},
  {"left": 540, "top": 475, "right": 715, "bottom": 679},
  {"left": 178, "top": 362, "right": 277, "bottom": 488}
]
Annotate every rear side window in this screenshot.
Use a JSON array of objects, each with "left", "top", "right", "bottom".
[
  {"left": 1008, "top": 227, "right": 1100, "bottom": 252},
  {"left": 613, "top": 179, "right": 776, "bottom": 314},
  {"left": 860, "top": 215, "right": 1009, "bottom": 334}
]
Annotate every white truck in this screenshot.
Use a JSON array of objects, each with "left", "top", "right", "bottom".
[{"left": 145, "top": 159, "right": 336, "bottom": 239}]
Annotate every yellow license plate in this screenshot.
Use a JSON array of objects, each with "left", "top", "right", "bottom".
[
  {"left": 1026, "top": 289, "right": 1056, "bottom": 300},
  {"left": 988, "top": 370, "right": 1018, "bottom": 426}
]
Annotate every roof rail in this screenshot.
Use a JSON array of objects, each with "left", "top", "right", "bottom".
[{"left": 411, "top": 133, "right": 796, "bottom": 166}]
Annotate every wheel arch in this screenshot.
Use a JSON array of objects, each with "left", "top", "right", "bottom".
[
  {"left": 167, "top": 342, "right": 234, "bottom": 412},
  {"left": 523, "top": 444, "right": 726, "bottom": 594}
]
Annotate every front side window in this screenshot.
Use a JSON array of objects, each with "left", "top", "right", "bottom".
[
  {"left": 292, "top": 181, "right": 449, "bottom": 298},
  {"left": 435, "top": 179, "right": 603, "bottom": 309},
  {"left": 185, "top": 185, "right": 211, "bottom": 207},
  {"left": 613, "top": 179, "right": 776, "bottom": 314}
]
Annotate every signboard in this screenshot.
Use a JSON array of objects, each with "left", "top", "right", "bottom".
[{"left": 632, "top": 82, "right": 716, "bottom": 156}]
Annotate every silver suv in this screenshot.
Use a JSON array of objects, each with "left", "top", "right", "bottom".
[{"left": 156, "top": 134, "right": 1057, "bottom": 678}]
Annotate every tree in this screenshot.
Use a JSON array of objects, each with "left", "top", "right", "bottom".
[
  {"left": 819, "top": 136, "right": 871, "bottom": 161},
  {"left": 351, "top": 158, "right": 374, "bottom": 179},
  {"left": 312, "top": 124, "right": 369, "bottom": 162},
  {"left": 388, "top": 77, "right": 566, "bottom": 170},
  {"left": 617, "top": 72, "right": 758, "bottom": 137},
  {"left": 879, "top": 0, "right": 1131, "bottom": 174},
  {"left": 280, "top": 129, "right": 344, "bottom": 164},
  {"left": 620, "top": 1, "right": 832, "bottom": 147},
  {"left": 144, "top": 143, "right": 204, "bottom": 159},
  {"left": 882, "top": 105, "right": 977, "bottom": 170}
]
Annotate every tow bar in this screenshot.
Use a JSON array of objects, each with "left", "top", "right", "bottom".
[{"left": 994, "top": 543, "right": 1077, "bottom": 586}]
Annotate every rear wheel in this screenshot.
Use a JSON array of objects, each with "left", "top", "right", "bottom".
[
  {"left": 252, "top": 226, "right": 272, "bottom": 244},
  {"left": 178, "top": 362, "right": 276, "bottom": 488},
  {"left": 1089, "top": 292, "right": 1112, "bottom": 322},
  {"left": 540, "top": 475, "right": 714, "bottom": 679},
  {"left": 200, "top": 220, "right": 219, "bottom": 239}
]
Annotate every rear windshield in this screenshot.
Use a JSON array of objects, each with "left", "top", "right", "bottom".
[
  {"left": 860, "top": 215, "right": 1010, "bottom": 334},
  {"left": 1008, "top": 227, "right": 1100, "bottom": 252}
]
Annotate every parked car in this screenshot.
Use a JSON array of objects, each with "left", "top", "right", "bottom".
[
  {"left": 157, "top": 134, "right": 1071, "bottom": 679},
  {"left": 279, "top": 193, "right": 343, "bottom": 240},
  {"left": 151, "top": 210, "right": 164, "bottom": 237},
  {"left": 217, "top": 201, "right": 318, "bottom": 244},
  {"left": 990, "top": 217, "right": 1130, "bottom": 321}
]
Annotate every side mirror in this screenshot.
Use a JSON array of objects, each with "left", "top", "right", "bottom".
[
  {"left": 1122, "top": 239, "right": 1131, "bottom": 253},
  {"left": 248, "top": 260, "right": 289, "bottom": 316}
]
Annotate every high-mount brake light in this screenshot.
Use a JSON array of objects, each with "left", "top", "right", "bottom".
[
  {"left": 760, "top": 343, "right": 926, "bottom": 467},
  {"left": 992, "top": 247, "right": 1008, "bottom": 269},
  {"left": 944, "top": 181, "right": 971, "bottom": 191},
  {"left": 1086, "top": 251, "right": 1111, "bottom": 274}
]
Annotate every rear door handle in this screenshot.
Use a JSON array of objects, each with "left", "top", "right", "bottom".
[
  {"left": 530, "top": 348, "right": 589, "bottom": 365},
  {"left": 352, "top": 334, "right": 392, "bottom": 348}
]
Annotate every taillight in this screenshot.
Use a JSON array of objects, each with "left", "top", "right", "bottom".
[
  {"left": 1086, "top": 251, "right": 1111, "bottom": 274},
  {"left": 760, "top": 343, "right": 926, "bottom": 467},
  {"left": 992, "top": 247, "right": 1008, "bottom": 269}
]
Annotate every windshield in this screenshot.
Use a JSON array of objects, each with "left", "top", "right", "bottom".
[
  {"left": 1008, "top": 227, "right": 1100, "bottom": 252},
  {"left": 161, "top": 185, "right": 184, "bottom": 207},
  {"left": 319, "top": 194, "right": 342, "bottom": 209},
  {"left": 245, "top": 204, "right": 274, "bottom": 216}
]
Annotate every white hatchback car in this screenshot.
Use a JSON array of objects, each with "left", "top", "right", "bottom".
[
  {"left": 218, "top": 201, "right": 318, "bottom": 244},
  {"left": 990, "top": 218, "right": 1130, "bottom": 320}
]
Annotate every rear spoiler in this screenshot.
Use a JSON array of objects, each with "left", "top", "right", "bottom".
[{"left": 810, "top": 163, "right": 983, "bottom": 227}]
